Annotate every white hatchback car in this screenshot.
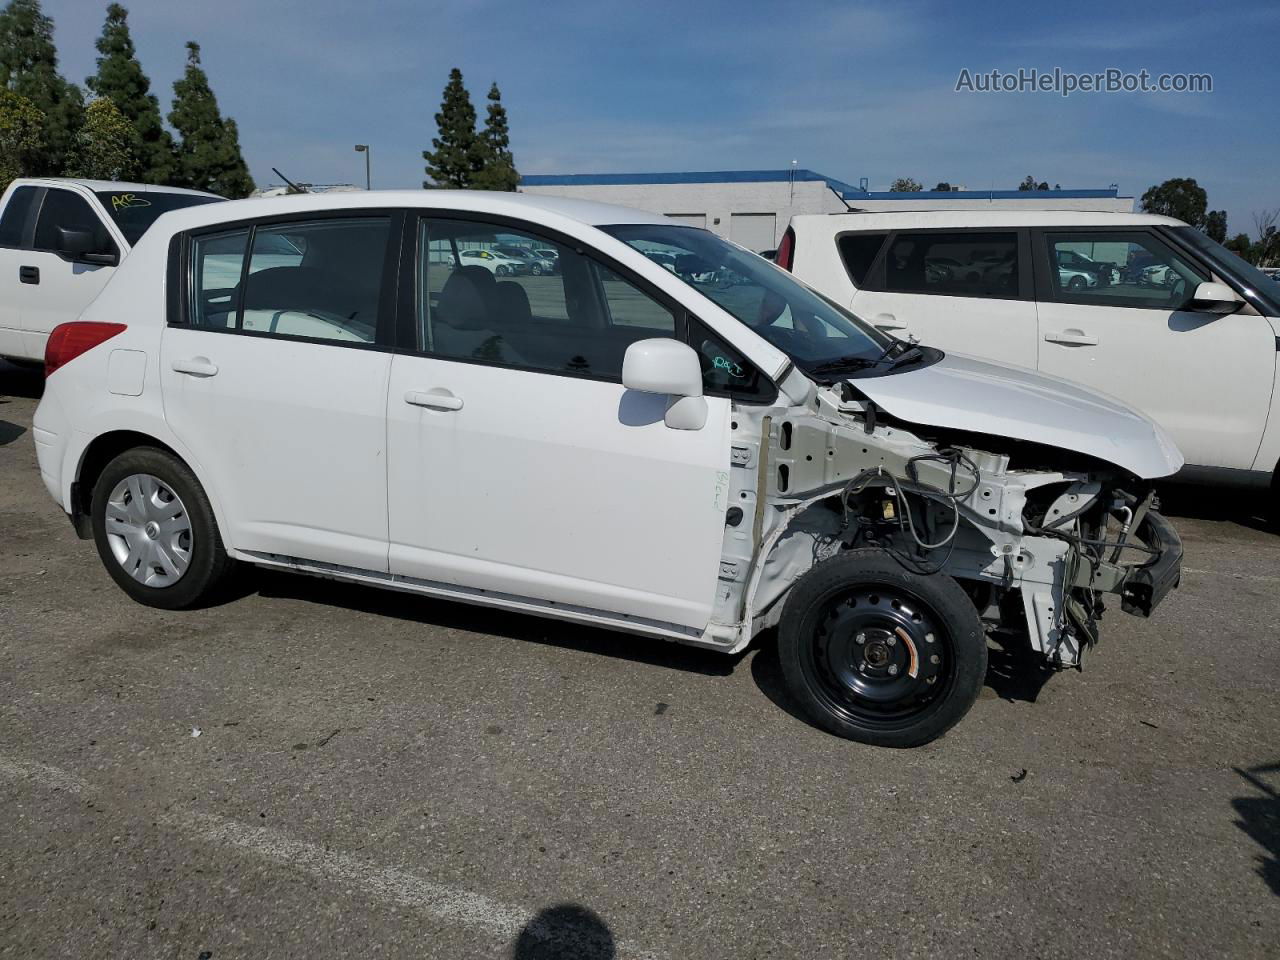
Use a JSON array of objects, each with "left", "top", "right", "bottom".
[
  {"left": 33, "top": 192, "right": 1185, "bottom": 747},
  {"left": 779, "top": 210, "right": 1280, "bottom": 505}
]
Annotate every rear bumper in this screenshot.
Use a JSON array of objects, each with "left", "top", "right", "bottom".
[{"left": 1119, "top": 511, "right": 1182, "bottom": 617}]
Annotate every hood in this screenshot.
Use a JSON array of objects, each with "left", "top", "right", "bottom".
[{"left": 852, "top": 352, "right": 1184, "bottom": 479}]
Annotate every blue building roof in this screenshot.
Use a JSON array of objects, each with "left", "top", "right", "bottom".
[{"left": 519, "top": 170, "right": 1120, "bottom": 203}]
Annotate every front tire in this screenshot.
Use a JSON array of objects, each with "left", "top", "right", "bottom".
[
  {"left": 90, "top": 447, "right": 236, "bottom": 610},
  {"left": 777, "top": 549, "right": 987, "bottom": 747}
]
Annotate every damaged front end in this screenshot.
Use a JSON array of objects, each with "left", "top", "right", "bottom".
[{"left": 710, "top": 380, "right": 1183, "bottom": 669}]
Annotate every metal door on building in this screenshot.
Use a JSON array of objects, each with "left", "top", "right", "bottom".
[{"left": 729, "top": 213, "right": 776, "bottom": 254}]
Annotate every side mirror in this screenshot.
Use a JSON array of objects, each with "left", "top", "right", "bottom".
[
  {"left": 1189, "top": 280, "right": 1242, "bottom": 315},
  {"left": 57, "top": 227, "right": 117, "bottom": 266},
  {"left": 622, "top": 338, "right": 707, "bottom": 430}
]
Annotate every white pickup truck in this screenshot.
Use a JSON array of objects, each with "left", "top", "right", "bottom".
[{"left": 0, "top": 178, "right": 222, "bottom": 365}]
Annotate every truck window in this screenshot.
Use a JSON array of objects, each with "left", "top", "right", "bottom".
[
  {"left": 0, "top": 185, "right": 38, "bottom": 247},
  {"left": 95, "top": 190, "right": 224, "bottom": 246},
  {"left": 34, "top": 189, "right": 113, "bottom": 254}
]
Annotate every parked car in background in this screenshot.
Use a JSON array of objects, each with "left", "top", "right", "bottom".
[
  {"left": 33, "top": 192, "right": 1183, "bottom": 747},
  {"left": 779, "top": 210, "right": 1280, "bottom": 504},
  {"left": 458, "top": 247, "right": 529, "bottom": 276},
  {"left": 0, "top": 178, "right": 223, "bottom": 364},
  {"left": 494, "top": 243, "right": 558, "bottom": 275}
]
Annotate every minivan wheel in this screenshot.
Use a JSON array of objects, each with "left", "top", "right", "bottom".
[
  {"left": 90, "top": 447, "right": 236, "bottom": 610},
  {"left": 777, "top": 549, "right": 987, "bottom": 748}
]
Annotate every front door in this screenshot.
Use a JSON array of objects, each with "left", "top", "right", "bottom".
[
  {"left": 160, "top": 212, "right": 399, "bottom": 570},
  {"left": 20, "top": 187, "right": 118, "bottom": 357},
  {"left": 386, "top": 214, "right": 730, "bottom": 629},
  {"left": 1034, "top": 229, "right": 1275, "bottom": 471}
]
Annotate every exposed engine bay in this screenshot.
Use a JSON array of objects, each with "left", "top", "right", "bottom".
[{"left": 707, "top": 380, "right": 1183, "bottom": 666}]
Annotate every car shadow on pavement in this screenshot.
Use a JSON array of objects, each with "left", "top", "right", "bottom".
[
  {"left": 1232, "top": 762, "right": 1280, "bottom": 897},
  {"left": 0, "top": 419, "right": 26, "bottom": 446},
  {"left": 512, "top": 903, "right": 616, "bottom": 960},
  {"left": 0, "top": 360, "right": 45, "bottom": 400},
  {"left": 1158, "top": 483, "right": 1273, "bottom": 532},
  {"left": 252, "top": 569, "right": 739, "bottom": 677}
]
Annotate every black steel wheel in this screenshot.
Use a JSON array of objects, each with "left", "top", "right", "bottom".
[{"left": 778, "top": 549, "right": 986, "bottom": 747}]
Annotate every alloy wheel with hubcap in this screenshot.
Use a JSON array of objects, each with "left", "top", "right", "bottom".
[{"left": 104, "top": 473, "right": 193, "bottom": 587}]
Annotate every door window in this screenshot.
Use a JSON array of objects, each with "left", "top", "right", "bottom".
[
  {"left": 1044, "top": 232, "right": 1206, "bottom": 310},
  {"left": 186, "top": 217, "right": 390, "bottom": 342},
  {"left": 416, "top": 218, "right": 674, "bottom": 380},
  {"left": 33, "top": 188, "right": 114, "bottom": 255},
  {"left": 0, "top": 186, "right": 38, "bottom": 247},
  {"left": 882, "top": 231, "right": 1019, "bottom": 297}
]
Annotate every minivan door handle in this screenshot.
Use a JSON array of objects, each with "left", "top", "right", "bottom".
[
  {"left": 405, "top": 388, "right": 463, "bottom": 411},
  {"left": 170, "top": 357, "right": 219, "bottom": 377},
  {"left": 1044, "top": 329, "right": 1099, "bottom": 346},
  {"left": 872, "top": 313, "right": 907, "bottom": 331},
  {"left": 19, "top": 265, "right": 39, "bottom": 285}
]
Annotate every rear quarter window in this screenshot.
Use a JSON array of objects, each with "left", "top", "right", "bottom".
[{"left": 836, "top": 232, "right": 888, "bottom": 286}]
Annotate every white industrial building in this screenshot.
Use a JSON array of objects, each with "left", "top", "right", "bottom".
[{"left": 519, "top": 170, "right": 1135, "bottom": 252}]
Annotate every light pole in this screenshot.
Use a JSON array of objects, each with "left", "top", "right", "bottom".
[{"left": 353, "top": 144, "right": 371, "bottom": 190}]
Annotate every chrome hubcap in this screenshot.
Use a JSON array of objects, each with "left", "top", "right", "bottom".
[{"left": 104, "top": 474, "right": 193, "bottom": 587}]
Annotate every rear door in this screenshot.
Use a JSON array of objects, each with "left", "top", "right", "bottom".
[
  {"left": 20, "top": 186, "right": 120, "bottom": 357},
  {"left": 160, "top": 211, "right": 400, "bottom": 570},
  {"left": 385, "top": 213, "right": 732, "bottom": 630},
  {"left": 0, "top": 184, "right": 40, "bottom": 359},
  {"left": 1033, "top": 228, "right": 1275, "bottom": 471},
  {"left": 849, "top": 228, "right": 1039, "bottom": 368}
]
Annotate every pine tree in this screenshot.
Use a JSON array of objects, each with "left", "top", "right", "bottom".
[
  {"left": 168, "top": 42, "right": 254, "bottom": 198},
  {"left": 0, "top": 0, "right": 82, "bottom": 175},
  {"left": 65, "top": 96, "right": 135, "bottom": 180},
  {"left": 472, "top": 81, "right": 518, "bottom": 191},
  {"left": 422, "top": 68, "right": 485, "bottom": 188},
  {"left": 0, "top": 87, "right": 43, "bottom": 190},
  {"left": 86, "top": 3, "right": 174, "bottom": 183}
]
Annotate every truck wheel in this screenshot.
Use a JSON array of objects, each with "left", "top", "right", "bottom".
[
  {"left": 777, "top": 549, "right": 987, "bottom": 748},
  {"left": 90, "top": 447, "right": 236, "bottom": 610}
]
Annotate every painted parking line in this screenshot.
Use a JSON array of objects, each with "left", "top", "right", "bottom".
[
  {"left": 1183, "top": 567, "right": 1280, "bottom": 584},
  {"left": 0, "top": 756, "right": 664, "bottom": 960}
]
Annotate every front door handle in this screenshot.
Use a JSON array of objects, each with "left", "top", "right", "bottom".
[
  {"left": 171, "top": 357, "right": 219, "bottom": 377},
  {"left": 872, "top": 313, "right": 907, "bottom": 331},
  {"left": 1044, "top": 329, "right": 1098, "bottom": 346},
  {"left": 19, "top": 265, "right": 39, "bottom": 285},
  {"left": 405, "top": 388, "right": 463, "bottom": 411}
]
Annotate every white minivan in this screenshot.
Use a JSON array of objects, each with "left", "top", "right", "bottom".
[
  {"left": 33, "top": 192, "right": 1184, "bottom": 747},
  {"left": 779, "top": 211, "right": 1280, "bottom": 504},
  {"left": 0, "top": 178, "right": 222, "bottom": 364}
]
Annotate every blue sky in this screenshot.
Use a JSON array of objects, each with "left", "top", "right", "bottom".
[{"left": 43, "top": 0, "right": 1279, "bottom": 236}]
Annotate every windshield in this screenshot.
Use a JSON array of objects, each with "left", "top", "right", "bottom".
[
  {"left": 1169, "top": 226, "right": 1280, "bottom": 316},
  {"left": 602, "top": 224, "right": 898, "bottom": 378},
  {"left": 95, "top": 190, "right": 224, "bottom": 246}
]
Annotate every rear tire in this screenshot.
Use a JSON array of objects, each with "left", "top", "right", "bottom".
[
  {"left": 777, "top": 549, "right": 987, "bottom": 748},
  {"left": 90, "top": 447, "right": 236, "bottom": 610}
]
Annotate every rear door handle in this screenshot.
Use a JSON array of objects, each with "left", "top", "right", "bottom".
[
  {"left": 19, "top": 265, "right": 38, "bottom": 285},
  {"left": 405, "top": 388, "right": 463, "bottom": 411},
  {"left": 171, "top": 357, "right": 219, "bottom": 377},
  {"left": 1044, "top": 330, "right": 1098, "bottom": 346},
  {"left": 872, "top": 313, "right": 907, "bottom": 331}
]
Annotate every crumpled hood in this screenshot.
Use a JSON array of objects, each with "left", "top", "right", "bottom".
[{"left": 852, "top": 352, "right": 1185, "bottom": 478}]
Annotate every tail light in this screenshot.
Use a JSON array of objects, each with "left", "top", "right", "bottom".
[
  {"left": 775, "top": 227, "right": 795, "bottom": 271},
  {"left": 44, "top": 322, "right": 127, "bottom": 378}
]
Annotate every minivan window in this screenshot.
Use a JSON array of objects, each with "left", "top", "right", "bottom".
[
  {"left": 34, "top": 188, "right": 114, "bottom": 255},
  {"left": 602, "top": 224, "right": 899, "bottom": 380},
  {"left": 0, "top": 185, "right": 37, "bottom": 246},
  {"left": 837, "top": 231, "right": 888, "bottom": 286},
  {"left": 883, "top": 231, "right": 1018, "bottom": 297},
  {"left": 95, "top": 190, "right": 223, "bottom": 246}
]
